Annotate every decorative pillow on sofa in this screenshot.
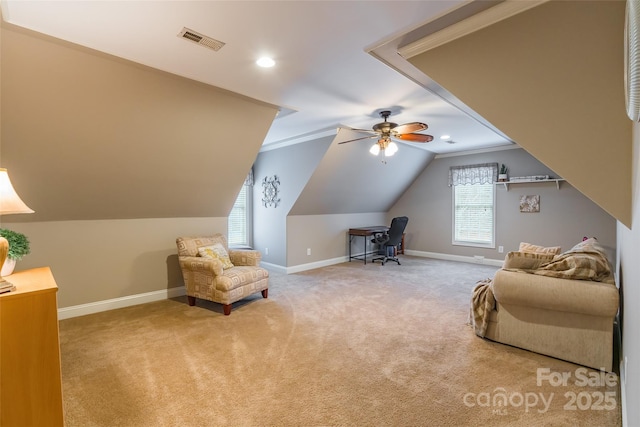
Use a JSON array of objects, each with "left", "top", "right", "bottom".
[
  {"left": 519, "top": 242, "right": 562, "bottom": 256},
  {"left": 197, "top": 243, "right": 234, "bottom": 269},
  {"left": 503, "top": 251, "right": 555, "bottom": 270}
]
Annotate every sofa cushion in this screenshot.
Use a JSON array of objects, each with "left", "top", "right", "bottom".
[
  {"left": 503, "top": 251, "right": 555, "bottom": 270},
  {"left": 519, "top": 242, "right": 562, "bottom": 255},
  {"left": 198, "top": 243, "right": 234, "bottom": 269}
]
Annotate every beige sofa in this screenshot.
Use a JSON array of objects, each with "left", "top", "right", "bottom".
[{"left": 478, "top": 239, "right": 619, "bottom": 371}]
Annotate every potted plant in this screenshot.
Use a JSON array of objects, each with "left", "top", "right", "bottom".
[
  {"left": 498, "top": 164, "right": 509, "bottom": 182},
  {"left": 0, "top": 228, "right": 31, "bottom": 276}
]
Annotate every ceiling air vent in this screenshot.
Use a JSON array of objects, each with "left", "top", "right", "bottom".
[{"left": 178, "top": 27, "right": 225, "bottom": 52}]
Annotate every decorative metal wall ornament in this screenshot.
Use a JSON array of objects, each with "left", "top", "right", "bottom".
[{"left": 262, "top": 175, "right": 281, "bottom": 208}]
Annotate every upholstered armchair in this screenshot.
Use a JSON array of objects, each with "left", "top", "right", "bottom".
[{"left": 176, "top": 233, "right": 269, "bottom": 315}]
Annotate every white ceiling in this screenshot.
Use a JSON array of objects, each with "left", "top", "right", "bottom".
[{"left": 1, "top": 0, "right": 515, "bottom": 154}]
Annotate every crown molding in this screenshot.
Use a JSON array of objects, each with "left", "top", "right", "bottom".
[
  {"left": 434, "top": 143, "right": 520, "bottom": 159},
  {"left": 260, "top": 126, "right": 338, "bottom": 152},
  {"left": 398, "top": 0, "right": 549, "bottom": 59}
]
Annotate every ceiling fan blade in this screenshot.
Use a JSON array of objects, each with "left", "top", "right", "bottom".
[
  {"left": 395, "top": 133, "right": 434, "bottom": 143},
  {"left": 338, "top": 134, "right": 377, "bottom": 144},
  {"left": 348, "top": 128, "right": 377, "bottom": 133},
  {"left": 393, "top": 122, "right": 427, "bottom": 134}
]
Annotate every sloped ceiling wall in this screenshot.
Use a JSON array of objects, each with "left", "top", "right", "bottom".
[
  {"left": 407, "top": 0, "right": 632, "bottom": 226},
  {"left": 1, "top": 24, "right": 277, "bottom": 222},
  {"left": 289, "top": 129, "right": 435, "bottom": 215}
]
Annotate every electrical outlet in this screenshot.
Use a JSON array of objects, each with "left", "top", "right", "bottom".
[
  {"left": 498, "top": 246, "right": 504, "bottom": 253},
  {"left": 307, "top": 248, "right": 311, "bottom": 256},
  {"left": 265, "top": 247, "right": 269, "bottom": 255}
]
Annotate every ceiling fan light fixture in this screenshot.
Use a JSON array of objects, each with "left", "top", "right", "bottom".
[
  {"left": 338, "top": 110, "right": 433, "bottom": 157},
  {"left": 386, "top": 141, "right": 399, "bottom": 156}
]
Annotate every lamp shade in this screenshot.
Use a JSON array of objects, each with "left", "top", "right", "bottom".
[{"left": 0, "top": 168, "right": 34, "bottom": 215}]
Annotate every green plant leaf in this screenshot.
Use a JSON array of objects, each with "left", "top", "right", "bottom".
[{"left": 0, "top": 228, "right": 31, "bottom": 260}]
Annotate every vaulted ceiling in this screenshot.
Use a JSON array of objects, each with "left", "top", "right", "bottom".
[{"left": 1, "top": 1, "right": 515, "bottom": 155}]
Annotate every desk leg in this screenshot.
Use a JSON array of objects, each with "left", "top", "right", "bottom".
[{"left": 364, "top": 235, "right": 368, "bottom": 264}]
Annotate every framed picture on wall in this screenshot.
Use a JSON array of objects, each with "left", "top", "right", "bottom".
[{"left": 520, "top": 195, "right": 540, "bottom": 213}]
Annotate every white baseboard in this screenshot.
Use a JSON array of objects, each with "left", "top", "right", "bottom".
[
  {"left": 280, "top": 250, "right": 503, "bottom": 274},
  {"left": 286, "top": 256, "right": 348, "bottom": 274},
  {"left": 620, "top": 356, "right": 628, "bottom": 427},
  {"left": 260, "top": 261, "right": 288, "bottom": 274},
  {"left": 58, "top": 251, "right": 501, "bottom": 319},
  {"left": 405, "top": 249, "right": 504, "bottom": 267},
  {"left": 58, "top": 286, "right": 186, "bottom": 320}
]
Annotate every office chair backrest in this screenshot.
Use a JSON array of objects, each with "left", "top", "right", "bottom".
[{"left": 386, "top": 216, "right": 408, "bottom": 246}]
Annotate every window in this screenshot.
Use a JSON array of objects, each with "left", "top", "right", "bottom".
[
  {"left": 449, "top": 163, "right": 497, "bottom": 248},
  {"left": 452, "top": 183, "right": 495, "bottom": 247},
  {"left": 228, "top": 172, "right": 253, "bottom": 248}
]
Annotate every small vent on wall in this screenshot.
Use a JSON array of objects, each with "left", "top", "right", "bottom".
[{"left": 178, "top": 27, "right": 225, "bottom": 51}]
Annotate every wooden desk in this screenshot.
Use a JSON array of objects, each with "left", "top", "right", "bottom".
[
  {"left": 0, "top": 267, "right": 64, "bottom": 427},
  {"left": 348, "top": 226, "right": 388, "bottom": 264}
]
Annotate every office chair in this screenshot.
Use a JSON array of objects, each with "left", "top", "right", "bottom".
[{"left": 371, "top": 216, "right": 408, "bottom": 265}]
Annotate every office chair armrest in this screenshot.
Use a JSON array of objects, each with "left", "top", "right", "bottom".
[{"left": 372, "top": 232, "right": 389, "bottom": 245}]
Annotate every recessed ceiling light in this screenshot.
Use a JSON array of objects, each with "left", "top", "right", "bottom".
[
  {"left": 256, "top": 57, "right": 275, "bottom": 68},
  {"left": 440, "top": 135, "right": 451, "bottom": 140}
]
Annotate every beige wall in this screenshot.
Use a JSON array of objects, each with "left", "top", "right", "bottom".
[
  {"left": 617, "top": 122, "right": 640, "bottom": 427},
  {"left": 0, "top": 24, "right": 276, "bottom": 308},
  {"left": 4, "top": 217, "right": 226, "bottom": 307},
  {"left": 408, "top": 0, "right": 632, "bottom": 227},
  {"left": 390, "top": 147, "right": 616, "bottom": 262},
  {"left": 254, "top": 137, "right": 334, "bottom": 267},
  {"left": 255, "top": 130, "right": 433, "bottom": 270},
  {"left": 1, "top": 24, "right": 276, "bottom": 222},
  {"left": 290, "top": 129, "right": 435, "bottom": 215},
  {"left": 287, "top": 212, "right": 386, "bottom": 267}
]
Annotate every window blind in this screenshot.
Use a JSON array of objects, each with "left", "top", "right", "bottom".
[
  {"left": 228, "top": 184, "right": 251, "bottom": 247},
  {"left": 453, "top": 182, "right": 494, "bottom": 246}
]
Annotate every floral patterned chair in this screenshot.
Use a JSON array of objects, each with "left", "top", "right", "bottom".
[{"left": 176, "top": 233, "right": 269, "bottom": 315}]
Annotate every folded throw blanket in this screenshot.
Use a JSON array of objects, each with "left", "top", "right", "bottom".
[
  {"left": 503, "top": 238, "right": 615, "bottom": 284},
  {"left": 469, "top": 278, "right": 495, "bottom": 337}
]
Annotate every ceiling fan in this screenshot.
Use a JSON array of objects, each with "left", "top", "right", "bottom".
[{"left": 339, "top": 110, "right": 434, "bottom": 158}]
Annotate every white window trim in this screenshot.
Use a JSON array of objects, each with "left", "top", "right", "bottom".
[
  {"left": 228, "top": 183, "right": 253, "bottom": 249},
  {"left": 451, "top": 182, "right": 496, "bottom": 249}
]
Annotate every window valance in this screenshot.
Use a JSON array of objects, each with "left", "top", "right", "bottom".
[{"left": 448, "top": 163, "right": 498, "bottom": 186}]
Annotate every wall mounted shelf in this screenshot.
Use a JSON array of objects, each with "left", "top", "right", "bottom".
[{"left": 496, "top": 179, "right": 565, "bottom": 191}]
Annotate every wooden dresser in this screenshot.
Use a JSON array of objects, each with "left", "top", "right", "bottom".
[{"left": 0, "top": 267, "right": 64, "bottom": 426}]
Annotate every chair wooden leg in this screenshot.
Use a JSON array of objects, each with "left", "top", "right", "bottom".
[
  {"left": 223, "top": 304, "right": 232, "bottom": 316},
  {"left": 187, "top": 296, "right": 196, "bottom": 306},
  {"left": 261, "top": 289, "right": 268, "bottom": 299}
]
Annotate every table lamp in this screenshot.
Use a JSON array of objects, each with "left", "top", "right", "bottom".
[{"left": 0, "top": 168, "right": 34, "bottom": 287}]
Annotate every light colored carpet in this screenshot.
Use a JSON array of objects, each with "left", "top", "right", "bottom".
[{"left": 59, "top": 257, "right": 621, "bottom": 426}]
